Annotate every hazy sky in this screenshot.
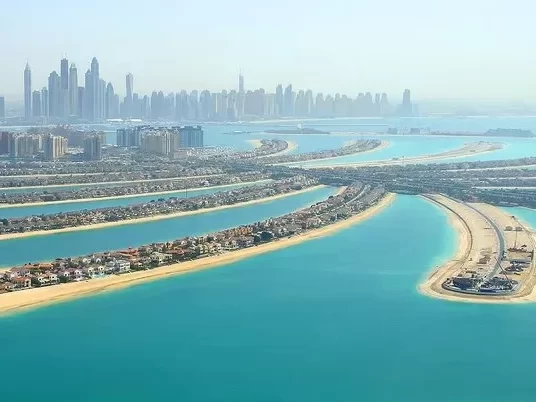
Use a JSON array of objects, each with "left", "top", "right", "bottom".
[{"left": 2, "top": 0, "right": 535, "bottom": 101}]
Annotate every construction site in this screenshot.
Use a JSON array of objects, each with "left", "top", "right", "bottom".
[{"left": 420, "top": 195, "right": 536, "bottom": 300}]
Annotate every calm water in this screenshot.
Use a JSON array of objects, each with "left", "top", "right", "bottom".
[
  {"left": 0, "top": 182, "right": 255, "bottom": 219},
  {"left": 504, "top": 206, "right": 536, "bottom": 229},
  {"left": 4, "top": 196, "right": 536, "bottom": 401},
  {"left": 0, "top": 186, "right": 336, "bottom": 267}
]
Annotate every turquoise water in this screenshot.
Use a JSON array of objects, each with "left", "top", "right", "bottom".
[
  {"left": 503, "top": 206, "right": 536, "bottom": 229},
  {"left": 0, "top": 183, "right": 253, "bottom": 219},
  {"left": 7, "top": 196, "right": 536, "bottom": 401},
  {"left": 0, "top": 186, "right": 336, "bottom": 267}
]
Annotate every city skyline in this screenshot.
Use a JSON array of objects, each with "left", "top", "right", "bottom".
[
  {"left": 14, "top": 56, "right": 415, "bottom": 122},
  {"left": 2, "top": 1, "right": 536, "bottom": 102}
]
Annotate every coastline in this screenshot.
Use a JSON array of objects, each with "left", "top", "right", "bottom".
[
  {"left": 0, "top": 174, "right": 223, "bottom": 192},
  {"left": 0, "top": 185, "right": 328, "bottom": 241},
  {"left": 281, "top": 140, "right": 390, "bottom": 166},
  {"left": 0, "top": 180, "right": 270, "bottom": 209},
  {"left": 305, "top": 142, "right": 503, "bottom": 168},
  {"left": 0, "top": 193, "right": 395, "bottom": 316},
  {"left": 418, "top": 195, "right": 536, "bottom": 304},
  {"left": 258, "top": 141, "right": 297, "bottom": 158}
]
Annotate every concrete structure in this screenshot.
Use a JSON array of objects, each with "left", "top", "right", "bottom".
[{"left": 0, "top": 96, "right": 5, "bottom": 118}]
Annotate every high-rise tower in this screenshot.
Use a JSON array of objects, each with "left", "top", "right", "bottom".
[
  {"left": 125, "top": 73, "right": 133, "bottom": 116},
  {"left": 24, "top": 63, "right": 32, "bottom": 118},
  {"left": 91, "top": 57, "right": 100, "bottom": 120},
  {"left": 69, "top": 64, "right": 78, "bottom": 116}
]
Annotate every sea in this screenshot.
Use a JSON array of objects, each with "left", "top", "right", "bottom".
[{"left": 1, "top": 116, "right": 536, "bottom": 402}]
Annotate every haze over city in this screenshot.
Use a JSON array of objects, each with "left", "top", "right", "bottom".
[{"left": 2, "top": 0, "right": 536, "bottom": 101}]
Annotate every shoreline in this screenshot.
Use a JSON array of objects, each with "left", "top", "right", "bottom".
[
  {"left": 0, "top": 174, "right": 223, "bottom": 191},
  {"left": 246, "top": 139, "right": 298, "bottom": 158},
  {"left": 0, "top": 180, "right": 270, "bottom": 209},
  {"left": 274, "top": 140, "right": 389, "bottom": 167},
  {"left": 282, "top": 140, "right": 390, "bottom": 166},
  {"left": 305, "top": 142, "right": 503, "bottom": 168},
  {"left": 418, "top": 195, "right": 536, "bottom": 304},
  {"left": 0, "top": 193, "right": 395, "bottom": 316},
  {"left": 0, "top": 185, "right": 328, "bottom": 241}
]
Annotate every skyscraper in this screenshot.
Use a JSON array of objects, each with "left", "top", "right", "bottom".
[
  {"left": 60, "top": 58, "right": 69, "bottom": 90},
  {"left": 91, "top": 57, "right": 100, "bottom": 120},
  {"left": 48, "top": 71, "right": 60, "bottom": 117},
  {"left": 237, "top": 73, "right": 245, "bottom": 117},
  {"left": 24, "top": 63, "right": 32, "bottom": 118},
  {"left": 401, "top": 89, "right": 412, "bottom": 116},
  {"left": 125, "top": 73, "right": 133, "bottom": 117},
  {"left": 275, "top": 84, "right": 283, "bottom": 116},
  {"left": 283, "top": 84, "right": 294, "bottom": 116},
  {"left": 41, "top": 87, "right": 49, "bottom": 117},
  {"left": 59, "top": 58, "right": 69, "bottom": 118},
  {"left": 84, "top": 69, "right": 92, "bottom": 119},
  {"left": 99, "top": 79, "right": 106, "bottom": 118},
  {"left": 32, "top": 90, "right": 41, "bottom": 117},
  {"left": 0, "top": 97, "right": 5, "bottom": 119},
  {"left": 105, "top": 83, "right": 115, "bottom": 119},
  {"left": 77, "top": 86, "right": 85, "bottom": 117},
  {"left": 69, "top": 64, "right": 78, "bottom": 116}
]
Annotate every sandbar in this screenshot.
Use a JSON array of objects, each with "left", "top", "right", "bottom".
[
  {"left": 0, "top": 193, "right": 395, "bottom": 315},
  {"left": 0, "top": 180, "right": 270, "bottom": 209},
  {"left": 0, "top": 185, "right": 328, "bottom": 241}
]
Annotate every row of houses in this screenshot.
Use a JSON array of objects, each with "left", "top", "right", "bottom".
[
  {"left": 1, "top": 183, "right": 386, "bottom": 295},
  {"left": 1, "top": 258, "right": 131, "bottom": 292},
  {"left": 0, "top": 176, "right": 317, "bottom": 235}
]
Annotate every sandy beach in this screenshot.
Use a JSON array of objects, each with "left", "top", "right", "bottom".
[
  {"left": 0, "top": 180, "right": 270, "bottom": 209},
  {"left": 305, "top": 142, "right": 503, "bottom": 168},
  {"left": 0, "top": 185, "right": 328, "bottom": 241},
  {"left": 419, "top": 195, "right": 536, "bottom": 304},
  {"left": 0, "top": 174, "right": 223, "bottom": 192},
  {"left": 0, "top": 193, "right": 395, "bottom": 316}
]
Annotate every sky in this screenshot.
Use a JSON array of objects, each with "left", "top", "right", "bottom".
[{"left": 1, "top": 0, "right": 535, "bottom": 102}]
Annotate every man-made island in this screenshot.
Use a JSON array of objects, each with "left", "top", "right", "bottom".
[
  {"left": 305, "top": 141, "right": 503, "bottom": 168},
  {"left": 0, "top": 183, "right": 390, "bottom": 314},
  {"left": 419, "top": 195, "right": 536, "bottom": 303},
  {"left": 430, "top": 128, "right": 535, "bottom": 138},
  {"left": 264, "top": 128, "right": 330, "bottom": 135},
  {"left": 267, "top": 139, "right": 384, "bottom": 165}
]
